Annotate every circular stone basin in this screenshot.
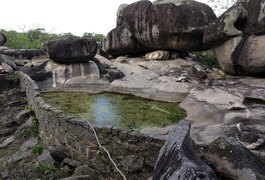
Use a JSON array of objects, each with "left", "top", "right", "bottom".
[{"left": 41, "top": 92, "right": 186, "bottom": 131}]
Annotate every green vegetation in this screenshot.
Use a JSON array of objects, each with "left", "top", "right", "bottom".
[
  {"left": 32, "top": 145, "right": 69, "bottom": 179},
  {"left": 24, "top": 104, "right": 33, "bottom": 111},
  {"left": 83, "top": 32, "right": 105, "bottom": 42},
  {"left": 21, "top": 114, "right": 39, "bottom": 139},
  {"left": 32, "top": 145, "right": 44, "bottom": 156},
  {"left": 42, "top": 92, "right": 186, "bottom": 131},
  {"left": 191, "top": 50, "right": 220, "bottom": 68},
  {"left": 4, "top": 73, "right": 20, "bottom": 87},
  {"left": 0, "top": 28, "right": 105, "bottom": 49}
]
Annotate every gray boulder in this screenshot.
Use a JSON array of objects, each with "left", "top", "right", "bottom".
[
  {"left": 43, "top": 38, "right": 97, "bottom": 63},
  {"left": 100, "top": 25, "right": 150, "bottom": 57},
  {"left": 120, "top": 0, "right": 216, "bottom": 51},
  {"left": 1, "top": 62, "right": 13, "bottom": 73},
  {"left": 101, "top": 0, "right": 216, "bottom": 57},
  {"left": 153, "top": 120, "right": 217, "bottom": 180},
  {"left": 200, "top": 137, "right": 265, "bottom": 180},
  {"left": 204, "top": 0, "right": 265, "bottom": 76},
  {"left": 44, "top": 60, "right": 100, "bottom": 85},
  {"left": 0, "top": 54, "right": 17, "bottom": 73},
  {"left": 0, "top": 33, "right": 7, "bottom": 46}
]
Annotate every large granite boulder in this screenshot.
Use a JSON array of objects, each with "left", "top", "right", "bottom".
[
  {"left": 153, "top": 120, "right": 217, "bottom": 180},
  {"left": 0, "top": 33, "right": 7, "bottom": 46},
  {"left": 121, "top": 0, "right": 216, "bottom": 51},
  {"left": 204, "top": 0, "right": 265, "bottom": 76},
  {"left": 101, "top": 25, "right": 150, "bottom": 57},
  {"left": 43, "top": 38, "right": 97, "bottom": 63},
  {"left": 101, "top": 0, "right": 216, "bottom": 57}
]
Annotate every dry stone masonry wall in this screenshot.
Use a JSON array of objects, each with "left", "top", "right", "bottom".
[{"left": 18, "top": 72, "right": 165, "bottom": 179}]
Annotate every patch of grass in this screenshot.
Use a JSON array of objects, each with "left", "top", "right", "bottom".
[
  {"left": 191, "top": 50, "right": 219, "bottom": 68},
  {"left": 32, "top": 145, "right": 69, "bottom": 179},
  {"left": 24, "top": 104, "right": 33, "bottom": 112},
  {"left": 4, "top": 73, "right": 20, "bottom": 85}
]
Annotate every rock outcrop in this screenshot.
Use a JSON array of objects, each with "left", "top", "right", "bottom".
[
  {"left": 153, "top": 120, "right": 217, "bottom": 180},
  {"left": 0, "top": 48, "right": 45, "bottom": 60},
  {"left": 204, "top": 0, "right": 265, "bottom": 76},
  {"left": 101, "top": 0, "right": 216, "bottom": 57},
  {"left": 43, "top": 38, "right": 97, "bottom": 63},
  {"left": 200, "top": 137, "right": 265, "bottom": 180}
]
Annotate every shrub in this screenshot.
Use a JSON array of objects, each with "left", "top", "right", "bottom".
[{"left": 191, "top": 50, "right": 220, "bottom": 68}]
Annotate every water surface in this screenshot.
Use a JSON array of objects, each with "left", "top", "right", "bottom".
[{"left": 41, "top": 92, "right": 185, "bottom": 131}]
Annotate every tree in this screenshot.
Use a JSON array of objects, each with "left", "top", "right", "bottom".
[
  {"left": 0, "top": 27, "right": 105, "bottom": 49},
  {"left": 83, "top": 32, "right": 105, "bottom": 42}
]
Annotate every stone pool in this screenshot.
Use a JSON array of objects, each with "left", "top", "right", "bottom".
[{"left": 41, "top": 92, "right": 186, "bottom": 131}]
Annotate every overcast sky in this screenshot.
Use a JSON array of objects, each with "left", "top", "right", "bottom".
[{"left": 1, "top": 0, "right": 208, "bottom": 36}]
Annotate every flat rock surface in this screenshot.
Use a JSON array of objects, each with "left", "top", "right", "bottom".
[{"left": 180, "top": 77, "right": 265, "bottom": 145}]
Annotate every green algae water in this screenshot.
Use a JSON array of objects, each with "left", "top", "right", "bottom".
[{"left": 41, "top": 92, "right": 186, "bottom": 131}]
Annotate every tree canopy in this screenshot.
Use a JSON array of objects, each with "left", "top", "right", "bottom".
[{"left": 0, "top": 28, "right": 105, "bottom": 49}]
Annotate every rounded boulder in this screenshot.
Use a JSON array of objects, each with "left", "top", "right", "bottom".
[
  {"left": 119, "top": 0, "right": 216, "bottom": 51},
  {"left": 43, "top": 38, "right": 97, "bottom": 63}
]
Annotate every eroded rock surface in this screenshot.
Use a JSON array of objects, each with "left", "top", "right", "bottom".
[
  {"left": 153, "top": 120, "right": 217, "bottom": 180},
  {"left": 45, "top": 60, "right": 100, "bottom": 85}
]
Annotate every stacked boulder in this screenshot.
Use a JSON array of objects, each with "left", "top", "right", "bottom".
[
  {"left": 43, "top": 38, "right": 100, "bottom": 85},
  {"left": 101, "top": 0, "right": 217, "bottom": 58},
  {"left": 43, "top": 38, "right": 97, "bottom": 64},
  {"left": 204, "top": 0, "right": 265, "bottom": 76}
]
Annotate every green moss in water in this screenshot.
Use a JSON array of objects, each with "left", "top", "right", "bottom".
[{"left": 41, "top": 92, "right": 186, "bottom": 131}]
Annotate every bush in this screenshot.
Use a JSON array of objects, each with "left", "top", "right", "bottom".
[{"left": 191, "top": 50, "right": 220, "bottom": 68}]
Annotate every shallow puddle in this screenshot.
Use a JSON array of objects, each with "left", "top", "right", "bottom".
[{"left": 41, "top": 92, "right": 186, "bottom": 131}]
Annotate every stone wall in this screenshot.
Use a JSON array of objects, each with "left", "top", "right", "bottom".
[{"left": 18, "top": 72, "right": 165, "bottom": 179}]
